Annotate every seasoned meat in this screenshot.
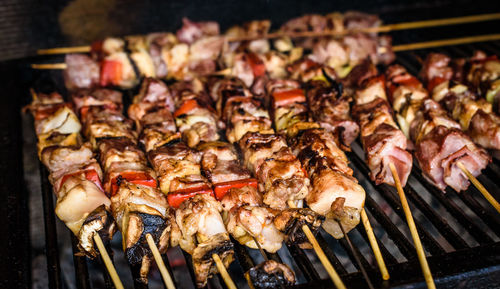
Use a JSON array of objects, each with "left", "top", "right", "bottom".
[
  {"left": 111, "top": 181, "right": 171, "bottom": 284},
  {"left": 306, "top": 80, "right": 359, "bottom": 150},
  {"left": 226, "top": 205, "right": 284, "bottom": 253},
  {"left": 273, "top": 208, "right": 324, "bottom": 249},
  {"left": 175, "top": 194, "right": 233, "bottom": 287},
  {"left": 419, "top": 53, "right": 453, "bottom": 84},
  {"left": 199, "top": 142, "right": 252, "bottom": 184},
  {"left": 72, "top": 88, "right": 123, "bottom": 113},
  {"left": 64, "top": 54, "right": 100, "bottom": 90},
  {"left": 176, "top": 18, "right": 220, "bottom": 44},
  {"left": 247, "top": 260, "right": 295, "bottom": 289},
  {"left": 220, "top": 185, "right": 263, "bottom": 211}
]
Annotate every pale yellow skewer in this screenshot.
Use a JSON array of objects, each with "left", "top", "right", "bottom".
[
  {"left": 457, "top": 161, "right": 500, "bottom": 214},
  {"left": 212, "top": 253, "right": 237, "bottom": 289},
  {"left": 38, "top": 46, "right": 92, "bottom": 55},
  {"left": 392, "top": 33, "right": 500, "bottom": 52},
  {"left": 145, "top": 234, "right": 176, "bottom": 289},
  {"left": 389, "top": 163, "right": 435, "bottom": 289},
  {"left": 287, "top": 201, "right": 346, "bottom": 289},
  {"left": 93, "top": 234, "right": 125, "bottom": 289},
  {"left": 31, "top": 63, "right": 67, "bottom": 70},
  {"left": 361, "top": 208, "right": 390, "bottom": 280}
]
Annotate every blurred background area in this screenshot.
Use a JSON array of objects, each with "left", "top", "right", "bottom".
[{"left": 1, "top": 0, "right": 499, "bottom": 61}]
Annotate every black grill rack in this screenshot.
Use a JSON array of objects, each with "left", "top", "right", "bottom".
[{"left": 14, "top": 41, "right": 500, "bottom": 289}]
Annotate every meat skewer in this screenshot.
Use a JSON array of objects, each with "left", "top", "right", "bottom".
[
  {"left": 265, "top": 79, "right": 385, "bottom": 288},
  {"left": 341, "top": 69, "right": 436, "bottom": 287},
  {"left": 385, "top": 64, "right": 490, "bottom": 192},
  {"left": 26, "top": 89, "right": 124, "bottom": 289},
  {"left": 296, "top": 77, "right": 390, "bottom": 280},
  {"left": 419, "top": 53, "right": 500, "bottom": 153},
  {"left": 135, "top": 78, "right": 298, "bottom": 288},
  {"left": 73, "top": 87, "right": 175, "bottom": 287},
  {"left": 390, "top": 62, "right": 500, "bottom": 213},
  {"left": 209, "top": 77, "right": 348, "bottom": 288},
  {"left": 129, "top": 79, "right": 236, "bottom": 288}
]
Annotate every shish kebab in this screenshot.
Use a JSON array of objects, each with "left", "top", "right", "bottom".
[
  {"left": 420, "top": 52, "right": 500, "bottom": 154},
  {"left": 127, "top": 78, "right": 237, "bottom": 288},
  {"left": 385, "top": 63, "right": 490, "bottom": 192},
  {"left": 37, "top": 11, "right": 394, "bottom": 89},
  {"left": 70, "top": 88, "right": 176, "bottom": 287},
  {"left": 25, "top": 90, "right": 123, "bottom": 288}
]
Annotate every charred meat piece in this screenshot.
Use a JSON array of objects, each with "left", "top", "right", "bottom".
[
  {"left": 306, "top": 80, "right": 359, "bottom": 150},
  {"left": 273, "top": 208, "right": 324, "bottom": 249},
  {"left": 246, "top": 260, "right": 296, "bottom": 289},
  {"left": 291, "top": 129, "right": 365, "bottom": 238},
  {"left": 78, "top": 205, "right": 117, "bottom": 258},
  {"left": 111, "top": 181, "right": 171, "bottom": 284},
  {"left": 175, "top": 194, "right": 234, "bottom": 287}
]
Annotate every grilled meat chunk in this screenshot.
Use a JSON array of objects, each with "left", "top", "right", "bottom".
[
  {"left": 246, "top": 260, "right": 296, "bottom": 289},
  {"left": 226, "top": 205, "right": 284, "bottom": 253},
  {"left": 64, "top": 54, "right": 100, "bottom": 90},
  {"left": 352, "top": 76, "right": 412, "bottom": 187},
  {"left": 175, "top": 194, "right": 234, "bottom": 287},
  {"left": 111, "top": 181, "right": 171, "bottom": 284},
  {"left": 306, "top": 80, "right": 359, "bottom": 150},
  {"left": 273, "top": 208, "right": 324, "bottom": 248}
]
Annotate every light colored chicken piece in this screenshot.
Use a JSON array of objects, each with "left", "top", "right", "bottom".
[{"left": 56, "top": 176, "right": 111, "bottom": 235}]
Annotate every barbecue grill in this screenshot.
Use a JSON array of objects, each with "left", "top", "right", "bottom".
[{"left": 1, "top": 1, "right": 500, "bottom": 289}]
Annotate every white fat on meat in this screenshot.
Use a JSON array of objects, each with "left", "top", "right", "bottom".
[{"left": 56, "top": 176, "right": 111, "bottom": 235}]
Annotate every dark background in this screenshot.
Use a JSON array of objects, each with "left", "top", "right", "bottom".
[{"left": 1, "top": 0, "right": 500, "bottom": 61}]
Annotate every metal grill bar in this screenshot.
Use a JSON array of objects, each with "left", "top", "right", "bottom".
[
  {"left": 411, "top": 167, "right": 495, "bottom": 244},
  {"left": 404, "top": 185, "right": 470, "bottom": 250},
  {"left": 39, "top": 165, "right": 63, "bottom": 289},
  {"left": 70, "top": 235, "right": 91, "bottom": 289}
]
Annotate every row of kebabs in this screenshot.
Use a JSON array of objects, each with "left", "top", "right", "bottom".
[
  {"left": 62, "top": 11, "right": 395, "bottom": 90},
  {"left": 28, "top": 47, "right": 499, "bottom": 288}
]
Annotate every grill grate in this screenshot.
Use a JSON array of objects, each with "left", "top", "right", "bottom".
[{"left": 32, "top": 42, "right": 500, "bottom": 289}]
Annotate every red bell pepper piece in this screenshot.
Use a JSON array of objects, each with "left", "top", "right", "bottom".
[
  {"left": 173, "top": 99, "right": 199, "bottom": 118},
  {"left": 427, "top": 76, "right": 447, "bottom": 93},
  {"left": 272, "top": 88, "right": 306, "bottom": 108},
  {"left": 167, "top": 186, "right": 214, "bottom": 208},
  {"left": 213, "top": 178, "right": 258, "bottom": 200},
  {"left": 110, "top": 171, "right": 157, "bottom": 196},
  {"left": 100, "top": 60, "right": 123, "bottom": 87},
  {"left": 59, "top": 169, "right": 103, "bottom": 192},
  {"left": 247, "top": 53, "right": 266, "bottom": 77}
]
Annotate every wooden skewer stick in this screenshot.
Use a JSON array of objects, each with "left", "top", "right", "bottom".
[
  {"left": 212, "top": 253, "right": 237, "bottom": 289},
  {"left": 457, "top": 161, "right": 500, "bottom": 214},
  {"left": 393, "top": 33, "right": 500, "bottom": 52},
  {"left": 31, "top": 63, "right": 67, "bottom": 70},
  {"left": 361, "top": 208, "right": 390, "bottom": 280},
  {"left": 287, "top": 201, "right": 346, "bottom": 289},
  {"left": 145, "top": 234, "right": 176, "bottom": 289},
  {"left": 389, "top": 163, "right": 435, "bottom": 289},
  {"left": 38, "top": 46, "right": 92, "bottom": 55},
  {"left": 93, "top": 234, "right": 125, "bottom": 289}
]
